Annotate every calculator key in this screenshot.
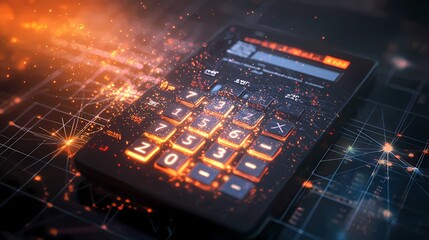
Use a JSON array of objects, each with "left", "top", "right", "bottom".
[
  {"left": 247, "top": 92, "right": 274, "bottom": 111},
  {"left": 218, "top": 84, "right": 246, "bottom": 99},
  {"left": 162, "top": 103, "right": 192, "bottom": 125},
  {"left": 233, "top": 155, "right": 268, "bottom": 182},
  {"left": 204, "top": 97, "right": 234, "bottom": 117},
  {"left": 220, "top": 175, "right": 254, "bottom": 200},
  {"left": 154, "top": 150, "right": 190, "bottom": 176},
  {"left": 187, "top": 162, "right": 220, "bottom": 186},
  {"left": 144, "top": 120, "right": 176, "bottom": 143},
  {"left": 189, "top": 113, "right": 221, "bottom": 138},
  {"left": 218, "top": 125, "right": 251, "bottom": 149},
  {"left": 276, "top": 102, "right": 304, "bottom": 119},
  {"left": 233, "top": 107, "right": 264, "bottom": 129},
  {"left": 177, "top": 88, "right": 205, "bottom": 107},
  {"left": 172, "top": 131, "right": 205, "bottom": 155},
  {"left": 248, "top": 136, "right": 282, "bottom": 161},
  {"left": 262, "top": 119, "right": 294, "bottom": 141},
  {"left": 125, "top": 138, "right": 160, "bottom": 163},
  {"left": 203, "top": 143, "right": 237, "bottom": 169}
]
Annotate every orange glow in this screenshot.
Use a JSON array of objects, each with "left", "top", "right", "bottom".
[
  {"left": 202, "top": 152, "right": 237, "bottom": 170},
  {"left": 218, "top": 134, "right": 251, "bottom": 149},
  {"left": 8, "top": 121, "right": 14, "bottom": 126},
  {"left": 233, "top": 167, "right": 266, "bottom": 182},
  {"left": 144, "top": 128, "right": 176, "bottom": 143},
  {"left": 154, "top": 159, "right": 190, "bottom": 177},
  {"left": 248, "top": 147, "right": 281, "bottom": 161},
  {"left": 408, "top": 153, "right": 414, "bottom": 158},
  {"left": 302, "top": 180, "right": 313, "bottom": 188},
  {"left": 34, "top": 175, "right": 42, "bottom": 181},
  {"left": 125, "top": 146, "right": 160, "bottom": 163},
  {"left": 262, "top": 129, "right": 292, "bottom": 142},
  {"left": 244, "top": 37, "right": 350, "bottom": 70},
  {"left": 172, "top": 139, "right": 206, "bottom": 155},
  {"left": 178, "top": 96, "right": 205, "bottom": 108},
  {"left": 188, "top": 122, "right": 221, "bottom": 138},
  {"left": 383, "top": 143, "right": 393, "bottom": 153},
  {"left": 162, "top": 111, "right": 192, "bottom": 125}
]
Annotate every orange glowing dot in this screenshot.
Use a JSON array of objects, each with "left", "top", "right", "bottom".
[
  {"left": 395, "top": 155, "right": 400, "bottom": 159},
  {"left": 84, "top": 206, "right": 91, "bottom": 212},
  {"left": 47, "top": 202, "right": 54, "bottom": 208},
  {"left": 75, "top": 172, "right": 81, "bottom": 177},
  {"left": 34, "top": 175, "right": 42, "bottom": 181},
  {"left": 383, "top": 143, "right": 393, "bottom": 153},
  {"left": 10, "top": 37, "right": 17, "bottom": 43},
  {"left": 302, "top": 180, "right": 313, "bottom": 188},
  {"left": 49, "top": 228, "right": 58, "bottom": 236},
  {"left": 397, "top": 133, "right": 402, "bottom": 137},
  {"left": 8, "top": 121, "right": 14, "bottom": 126},
  {"left": 423, "top": 149, "right": 429, "bottom": 155},
  {"left": 408, "top": 153, "right": 414, "bottom": 158},
  {"left": 147, "top": 208, "right": 153, "bottom": 213},
  {"left": 36, "top": 115, "right": 42, "bottom": 119},
  {"left": 101, "top": 224, "right": 107, "bottom": 230},
  {"left": 14, "top": 97, "right": 21, "bottom": 103}
]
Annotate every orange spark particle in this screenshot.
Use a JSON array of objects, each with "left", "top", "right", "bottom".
[
  {"left": 34, "top": 175, "right": 42, "bottom": 181},
  {"left": 8, "top": 121, "right": 14, "bottom": 126},
  {"left": 49, "top": 228, "right": 58, "bottom": 236},
  {"left": 383, "top": 143, "right": 393, "bottom": 153},
  {"left": 47, "top": 202, "right": 54, "bottom": 208},
  {"left": 302, "top": 180, "right": 313, "bottom": 188},
  {"left": 408, "top": 153, "right": 414, "bottom": 158}
]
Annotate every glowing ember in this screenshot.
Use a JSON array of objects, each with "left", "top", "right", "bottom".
[{"left": 383, "top": 143, "right": 393, "bottom": 153}]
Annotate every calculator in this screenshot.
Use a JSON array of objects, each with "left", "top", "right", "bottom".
[{"left": 74, "top": 24, "right": 377, "bottom": 235}]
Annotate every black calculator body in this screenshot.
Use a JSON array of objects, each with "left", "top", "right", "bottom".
[{"left": 74, "top": 24, "right": 377, "bottom": 235}]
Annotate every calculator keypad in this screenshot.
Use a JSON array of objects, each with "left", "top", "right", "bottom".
[{"left": 126, "top": 87, "right": 294, "bottom": 200}]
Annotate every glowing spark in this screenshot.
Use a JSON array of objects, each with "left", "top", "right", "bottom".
[{"left": 383, "top": 143, "right": 393, "bottom": 153}]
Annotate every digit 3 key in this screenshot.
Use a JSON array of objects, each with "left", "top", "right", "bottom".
[{"left": 74, "top": 24, "right": 377, "bottom": 236}]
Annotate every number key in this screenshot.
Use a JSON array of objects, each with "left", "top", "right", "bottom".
[
  {"left": 154, "top": 150, "right": 190, "bottom": 176},
  {"left": 205, "top": 97, "right": 234, "bottom": 117},
  {"left": 125, "top": 138, "right": 159, "bottom": 163},
  {"left": 233, "top": 107, "right": 264, "bottom": 129},
  {"left": 189, "top": 113, "right": 221, "bottom": 138},
  {"left": 144, "top": 120, "right": 176, "bottom": 143},
  {"left": 177, "top": 88, "right": 205, "bottom": 107},
  {"left": 203, "top": 143, "right": 237, "bottom": 169},
  {"left": 162, "top": 103, "right": 192, "bottom": 125},
  {"left": 218, "top": 125, "right": 251, "bottom": 149},
  {"left": 172, "top": 131, "right": 205, "bottom": 155}
]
